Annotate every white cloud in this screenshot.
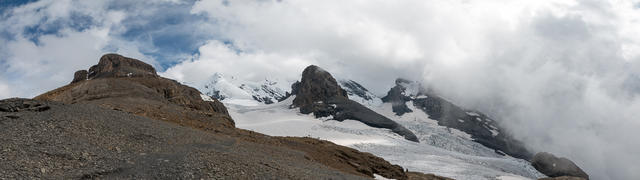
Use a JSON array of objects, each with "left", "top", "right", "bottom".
[
  {"left": 0, "top": 81, "right": 10, "bottom": 98},
  {"left": 161, "top": 40, "right": 313, "bottom": 88},
  {"left": 0, "top": 0, "right": 162, "bottom": 99}
]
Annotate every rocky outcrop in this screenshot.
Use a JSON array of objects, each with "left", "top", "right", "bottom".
[
  {"left": 291, "top": 65, "right": 419, "bottom": 142},
  {"left": 531, "top": 152, "right": 589, "bottom": 179},
  {"left": 381, "top": 78, "right": 415, "bottom": 115},
  {"left": 292, "top": 65, "right": 347, "bottom": 113},
  {"left": 87, "top": 53, "right": 157, "bottom": 79},
  {"left": 70, "top": 70, "right": 88, "bottom": 84},
  {"left": 0, "top": 98, "right": 50, "bottom": 112},
  {"left": 382, "top": 78, "right": 532, "bottom": 159},
  {"left": 36, "top": 53, "right": 233, "bottom": 129}
]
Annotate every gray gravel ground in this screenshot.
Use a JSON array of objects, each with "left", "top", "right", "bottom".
[{"left": 0, "top": 99, "right": 366, "bottom": 179}]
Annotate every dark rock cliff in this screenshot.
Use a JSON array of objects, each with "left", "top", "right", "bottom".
[{"left": 291, "top": 65, "right": 419, "bottom": 142}]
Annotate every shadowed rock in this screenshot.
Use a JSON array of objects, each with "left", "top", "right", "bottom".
[
  {"left": 381, "top": 78, "right": 414, "bottom": 116},
  {"left": 531, "top": 152, "right": 589, "bottom": 179},
  {"left": 291, "top": 65, "right": 419, "bottom": 142},
  {"left": 71, "top": 70, "right": 88, "bottom": 84},
  {"left": 0, "top": 98, "right": 50, "bottom": 112}
]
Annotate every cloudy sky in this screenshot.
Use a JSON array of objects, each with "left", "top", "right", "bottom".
[{"left": 1, "top": 0, "right": 640, "bottom": 179}]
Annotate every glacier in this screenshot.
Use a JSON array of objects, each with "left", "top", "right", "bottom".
[{"left": 225, "top": 96, "right": 544, "bottom": 180}]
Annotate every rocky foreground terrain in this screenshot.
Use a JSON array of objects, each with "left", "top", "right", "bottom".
[{"left": 0, "top": 54, "right": 449, "bottom": 179}]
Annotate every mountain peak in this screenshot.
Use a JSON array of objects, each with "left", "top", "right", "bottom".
[
  {"left": 37, "top": 54, "right": 233, "bottom": 128},
  {"left": 87, "top": 53, "right": 157, "bottom": 79},
  {"left": 292, "top": 65, "right": 347, "bottom": 111},
  {"left": 291, "top": 65, "right": 419, "bottom": 142}
]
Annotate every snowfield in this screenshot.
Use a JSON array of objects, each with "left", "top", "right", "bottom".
[{"left": 224, "top": 96, "right": 545, "bottom": 180}]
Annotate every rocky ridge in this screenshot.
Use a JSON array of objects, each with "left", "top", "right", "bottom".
[
  {"left": 382, "top": 78, "right": 532, "bottom": 159},
  {"left": 290, "top": 65, "right": 419, "bottom": 142}
]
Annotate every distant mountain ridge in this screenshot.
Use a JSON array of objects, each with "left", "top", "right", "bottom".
[
  {"left": 381, "top": 78, "right": 532, "bottom": 159},
  {"left": 202, "top": 73, "right": 289, "bottom": 104},
  {"left": 199, "top": 72, "right": 382, "bottom": 107},
  {"left": 199, "top": 69, "right": 531, "bottom": 159}
]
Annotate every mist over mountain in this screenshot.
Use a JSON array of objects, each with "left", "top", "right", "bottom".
[{"left": 1, "top": 0, "right": 640, "bottom": 179}]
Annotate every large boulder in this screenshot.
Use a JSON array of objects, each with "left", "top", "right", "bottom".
[
  {"left": 291, "top": 65, "right": 419, "bottom": 142},
  {"left": 531, "top": 152, "right": 589, "bottom": 179}
]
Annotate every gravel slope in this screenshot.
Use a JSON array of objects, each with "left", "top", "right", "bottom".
[{"left": 0, "top": 98, "right": 366, "bottom": 179}]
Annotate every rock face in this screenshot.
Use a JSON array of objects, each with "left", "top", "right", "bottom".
[
  {"left": 382, "top": 78, "right": 532, "bottom": 159},
  {"left": 531, "top": 152, "right": 589, "bottom": 179},
  {"left": 87, "top": 53, "right": 157, "bottom": 79},
  {"left": 381, "top": 78, "right": 415, "bottom": 115},
  {"left": 70, "top": 70, "right": 88, "bottom": 84},
  {"left": 291, "top": 65, "right": 419, "bottom": 142},
  {"left": 292, "top": 65, "right": 347, "bottom": 113}
]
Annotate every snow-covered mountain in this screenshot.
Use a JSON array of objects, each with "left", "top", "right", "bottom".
[
  {"left": 338, "top": 79, "right": 383, "bottom": 107},
  {"left": 225, "top": 95, "right": 543, "bottom": 180},
  {"left": 202, "top": 70, "right": 546, "bottom": 179},
  {"left": 199, "top": 72, "right": 382, "bottom": 107},
  {"left": 381, "top": 78, "right": 531, "bottom": 159},
  {"left": 201, "top": 73, "right": 290, "bottom": 105}
]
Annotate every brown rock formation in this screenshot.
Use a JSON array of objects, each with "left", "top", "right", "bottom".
[
  {"left": 37, "top": 54, "right": 233, "bottom": 129},
  {"left": 88, "top": 53, "right": 157, "bottom": 79},
  {"left": 71, "top": 70, "right": 88, "bottom": 83}
]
